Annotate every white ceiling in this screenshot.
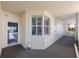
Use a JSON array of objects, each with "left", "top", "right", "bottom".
[{"left": 1, "top": 1, "right": 79, "bottom": 16}]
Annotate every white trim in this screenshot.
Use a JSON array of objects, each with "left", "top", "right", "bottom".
[
  {"left": 42, "top": 16, "right": 44, "bottom": 37},
  {"left": 6, "top": 42, "right": 19, "bottom": 47},
  {"left": 6, "top": 21, "right": 20, "bottom": 47},
  {"left": 30, "top": 16, "right": 32, "bottom": 37},
  {"left": 74, "top": 43, "right": 79, "bottom": 58},
  {"left": 31, "top": 15, "right": 43, "bottom": 36},
  {"left": 31, "top": 15, "right": 50, "bottom": 36},
  {"left": 43, "top": 16, "right": 50, "bottom": 36},
  {"left": 0, "top": 52, "right": 1, "bottom": 56}
]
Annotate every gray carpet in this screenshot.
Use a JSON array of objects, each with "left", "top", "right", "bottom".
[{"left": 1, "top": 36, "right": 76, "bottom": 58}]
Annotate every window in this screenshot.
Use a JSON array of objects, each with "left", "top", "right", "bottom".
[
  {"left": 32, "top": 16, "right": 42, "bottom": 35},
  {"left": 37, "top": 26, "right": 42, "bottom": 35},
  {"left": 8, "top": 22, "right": 18, "bottom": 44},
  {"left": 44, "top": 16, "right": 50, "bottom": 35},
  {"left": 68, "top": 24, "right": 76, "bottom": 31},
  {"left": 32, "top": 26, "right": 36, "bottom": 35},
  {"left": 32, "top": 18, "right": 36, "bottom": 25},
  {"left": 37, "top": 18, "right": 42, "bottom": 25},
  {"left": 32, "top": 15, "right": 50, "bottom": 35}
]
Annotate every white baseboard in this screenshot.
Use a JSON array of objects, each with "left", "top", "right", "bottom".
[
  {"left": 74, "top": 43, "right": 79, "bottom": 58},
  {"left": 0, "top": 49, "right": 2, "bottom": 56}
]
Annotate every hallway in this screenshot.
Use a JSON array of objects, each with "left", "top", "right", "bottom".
[{"left": 1, "top": 36, "right": 76, "bottom": 58}]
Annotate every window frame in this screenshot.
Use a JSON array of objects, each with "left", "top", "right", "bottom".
[
  {"left": 68, "top": 24, "right": 76, "bottom": 32},
  {"left": 31, "top": 15, "right": 50, "bottom": 36},
  {"left": 44, "top": 16, "right": 50, "bottom": 35},
  {"left": 31, "top": 15, "right": 43, "bottom": 36}
]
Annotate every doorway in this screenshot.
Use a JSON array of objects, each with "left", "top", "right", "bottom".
[{"left": 8, "top": 22, "right": 18, "bottom": 44}]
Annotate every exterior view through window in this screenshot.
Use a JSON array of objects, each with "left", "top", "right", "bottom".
[
  {"left": 32, "top": 15, "right": 50, "bottom": 35},
  {"left": 68, "top": 24, "right": 76, "bottom": 31},
  {"left": 32, "top": 16, "right": 42, "bottom": 35}
]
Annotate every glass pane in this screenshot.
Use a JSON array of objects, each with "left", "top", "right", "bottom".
[
  {"left": 37, "top": 17, "right": 42, "bottom": 25},
  {"left": 32, "top": 26, "right": 36, "bottom": 35},
  {"left": 44, "top": 17, "right": 49, "bottom": 26},
  {"left": 8, "top": 22, "right": 18, "bottom": 44},
  {"left": 68, "top": 24, "right": 76, "bottom": 31},
  {"left": 37, "top": 26, "right": 42, "bottom": 35},
  {"left": 32, "top": 18, "right": 36, "bottom": 25},
  {"left": 44, "top": 27, "right": 49, "bottom": 35}
]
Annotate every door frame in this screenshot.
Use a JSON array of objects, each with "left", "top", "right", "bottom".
[{"left": 6, "top": 20, "right": 20, "bottom": 47}]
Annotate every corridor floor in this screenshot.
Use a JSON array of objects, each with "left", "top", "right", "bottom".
[{"left": 1, "top": 36, "right": 76, "bottom": 58}]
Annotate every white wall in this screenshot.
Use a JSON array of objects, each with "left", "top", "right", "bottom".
[
  {"left": 1, "top": 11, "right": 20, "bottom": 48},
  {"left": 21, "top": 10, "right": 45, "bottom": 49},
  {"left": 64, "top": 23, "right": 75, "bottom": 37},
  {"left": 0, "top": 1, "right": 2, "bottom": 56},
  {"left": 62, "top": 15, "right": 76, "bottom": 37},
  {"left": 56, "top": 19, "right": 64, "bottom": 39},
  {"left": 25, "top": 10, "right": 45, "bottom": 49},
  {"left": 0, "top": 8, "right": 65, "bottom": 50},
  {"left": 77, "top": 13, "right": 79, "bottom": 48},
  {"left": 41, "top": 12, "right": 64, "bottom": 49},
  {"left": 21, "top": 10, "right": 52, "bottom": 49},
  {"left": 0, "top": 7, "right": 64, "bottom": 50},
  {"left": 73, "top": 13, "right": 78, "bottom": 41},
  {"left": 20, "top": 12, "right": 26, "bottom": 48},
  {"left": 44, "top": 11, "right": 58, "bottom": 49},
  {"left": 21, "top": 10, "right": 64, "bottom": 49}
]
